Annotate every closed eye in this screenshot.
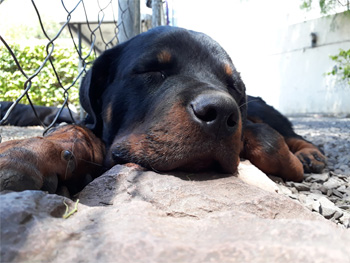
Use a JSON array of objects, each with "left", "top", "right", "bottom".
[
  {"left": 133, "top": 51, "right": 175, "bottom": 76},
  {"left": 133, "top": 59, "right": 170, "bottom": 83},
  {"left": 142, "top": 70, "right": 167, "bottom": 85},
  {"left": 150, "top": 71, "right": 167, "bottom": 80},
  {"left": 159, "top": 71, "right": 166, "bottom": 80}
]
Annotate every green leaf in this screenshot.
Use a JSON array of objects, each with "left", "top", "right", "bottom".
[{"left": 325, "top": 49, "right": 350, "bottom": 87}]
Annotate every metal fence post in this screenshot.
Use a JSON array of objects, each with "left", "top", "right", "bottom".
[
  {"left": 151, "top": 0, "right": 162, "bottom": 27},
  {"left": 77, "top": 23, "right": 86, "bottom": 121},
  {"left": 118, "top": 0, "right": 141, "bottom": 43}
]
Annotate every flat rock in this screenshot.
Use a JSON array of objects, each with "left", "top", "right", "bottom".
[
  {"left": 304, "top": 173, "right": 329, "bottom": 183},
  {"left": 285, "top": 182, "right": 310, "bottom": 191},
  {"left": 324, "top": 177, "right": 344, "bottom": 189},
  {"left": 1, "top": 164, "right": 350, "bottom": 263},
  {"left": 318, "top": 196, "right": 343, "bottom": 219}
]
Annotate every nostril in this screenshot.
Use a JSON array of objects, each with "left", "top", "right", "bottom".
[
  {"left": 192, "top": 104, "right": 217, "bottom": 122},
  {"left": 227, "top": 113, "right": 237, "bottom": 127}
]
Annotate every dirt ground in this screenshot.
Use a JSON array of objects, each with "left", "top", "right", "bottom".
[{"left": 0, "top": 125, "right": 44, "bottom": 142}]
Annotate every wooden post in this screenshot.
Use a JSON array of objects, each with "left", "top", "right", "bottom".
[{"left": 118, "top": 0, "right": 141, "bottom": 43}]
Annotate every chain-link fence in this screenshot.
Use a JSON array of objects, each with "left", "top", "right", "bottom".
[{"left": 0, "top": 0, "right": 161, "bottom": 132}]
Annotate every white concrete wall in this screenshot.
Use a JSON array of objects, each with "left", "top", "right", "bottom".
[
  {"left": 261, "top": 12, "right": 350, "bottom": 115},
  {"left": 173, "top": 0, "right": 350, "bottom": 115}
]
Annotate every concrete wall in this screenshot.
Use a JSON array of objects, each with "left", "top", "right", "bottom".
[
  {"left": 172, "top": 1, "right": 350, "bottom": 115},
  {"left": 245, "top": 12, "right": 350, "bottom": 115}
]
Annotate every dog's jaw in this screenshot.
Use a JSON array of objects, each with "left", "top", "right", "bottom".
[{"left": 106, "top": 103, "right": 243, "bottom": 174}]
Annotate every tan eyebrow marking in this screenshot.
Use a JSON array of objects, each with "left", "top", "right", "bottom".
[
  {"left": 157, "top": 50, "right": 172, "bottom": 63},
  {"left": 105, "top": 102, "right": 113, "bottom": 124},
  {"left": 224, "top": 63, "right": 233, "bottom": 76}
]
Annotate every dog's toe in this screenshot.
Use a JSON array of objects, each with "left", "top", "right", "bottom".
[{"left": 295, "top": 149, "right": 327, "bottom": 174}]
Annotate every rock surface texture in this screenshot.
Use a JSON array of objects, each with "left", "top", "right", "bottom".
[{"left": 1, "top": 164, "right": 350, "bottom": 263}]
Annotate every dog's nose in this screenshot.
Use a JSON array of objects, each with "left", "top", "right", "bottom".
[
  {"left": 190, "top": 92, "right": 239, "bottom": 139},
  {"left": 111, "top": 150, "right": 128, "bottom": 165}
]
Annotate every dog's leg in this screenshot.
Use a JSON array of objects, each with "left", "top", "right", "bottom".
[
  {"left": 0, "top": 125, "right": 105, "bottom": 194},
  {"left": 241, "top": 122, "right": 304, "bottom": 182},
  {"left": 247, "top": 96, "right": 326, "bottom": 174}
]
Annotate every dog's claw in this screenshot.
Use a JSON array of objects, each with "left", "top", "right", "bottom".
[
  {"left": 61, "top": 150, "right": 73, "bottom": 161},
  {"left": 61, "top": 150, "right": 76, "bottom": 173}
]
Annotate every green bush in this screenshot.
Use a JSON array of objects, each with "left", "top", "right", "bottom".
[
  {"left": 327, "top": 48, "right": 350, "bottom": 86},
  {"left": 0, "top": 44, "right": 94, "bottom": 107}
]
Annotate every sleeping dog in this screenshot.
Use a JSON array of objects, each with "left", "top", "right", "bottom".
[{"left": 0, "top": 26, "right": 326, "bottom": 194}]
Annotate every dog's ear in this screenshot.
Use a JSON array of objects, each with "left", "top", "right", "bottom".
[{"left": 79, "top": 48, "right": 119, "bottom": 137}]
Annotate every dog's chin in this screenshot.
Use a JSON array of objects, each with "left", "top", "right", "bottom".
[
  {"left": 106, "top": 130, "right": 242, "bottom": 175},
  {"left": 171, "top": 158, "right": 237, "bottom": 174},
  {"left": 106, "top": 150, "right": 238, "bottom": 175}
]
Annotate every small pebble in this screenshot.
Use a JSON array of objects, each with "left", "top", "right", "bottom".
[{"left": 332, "top": 189, "right": 343, "bottom": 198}]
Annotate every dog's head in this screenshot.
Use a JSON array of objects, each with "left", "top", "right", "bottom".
[{"left": 80, "top": 26, "right": 247, "bottom": 174}]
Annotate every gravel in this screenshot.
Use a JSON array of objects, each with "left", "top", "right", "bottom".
[
  {"left": 285, "top": 116, "right": 350, "bottom": 228},
  {"left": 1, "top": 116, "right": 349, "bottom": 227}
]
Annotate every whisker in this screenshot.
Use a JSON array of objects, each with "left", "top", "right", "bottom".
[
  {"left": 64, "top": 137, "right": 79, "bottom": 180},
  {"left": 239, "top": 98, "right": 260, "bottom": 109},
  {"left": 148, "top": 161, "right": 161, "bottom": 173},
  {"left": 76, "top": 158, "right": 104, "bottom": 167}
]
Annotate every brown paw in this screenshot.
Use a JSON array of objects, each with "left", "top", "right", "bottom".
[
  {"left": 0, "top": 125, "right": 105, "bottom": 194},
  {"left": 295, "top": 148, "right": 327, "bottom": 173},
  {"left": 0, "top": 139, "right": 64, "bottom": 193}
]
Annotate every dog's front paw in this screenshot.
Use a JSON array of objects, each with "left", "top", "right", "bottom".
[
  {"left": 0, "top": 140, "right": 66, "bottom": 193},
  {"left": 295, "top": 148, "right": 327, "bottom": 173},
  {"left": 0, "top": 125, "right": 105, "bottom": 194}
]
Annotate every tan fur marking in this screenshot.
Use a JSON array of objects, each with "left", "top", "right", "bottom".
[
  {"left": 285, "top": 138, "right": 318, "bottom": 153},
  {"left": 242, "top": 127, "right": 304, "bottom": 181},
  {"left": 157, "top": 50, "right": 172, "bottom": 63},
  {"left": 105, "top": 103, "right": 113, "bottom": 124},
  {"left": 224, "top": 63, "right": 233, "bottom": 76}
]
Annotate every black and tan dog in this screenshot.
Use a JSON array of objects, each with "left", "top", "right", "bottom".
[{"left": 0, "top": 26, "right": 326, "bottom": 194}]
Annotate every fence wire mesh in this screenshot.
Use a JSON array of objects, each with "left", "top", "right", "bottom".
[{"left": 0, "top": 0, "right": 148, "bottom": 133}]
